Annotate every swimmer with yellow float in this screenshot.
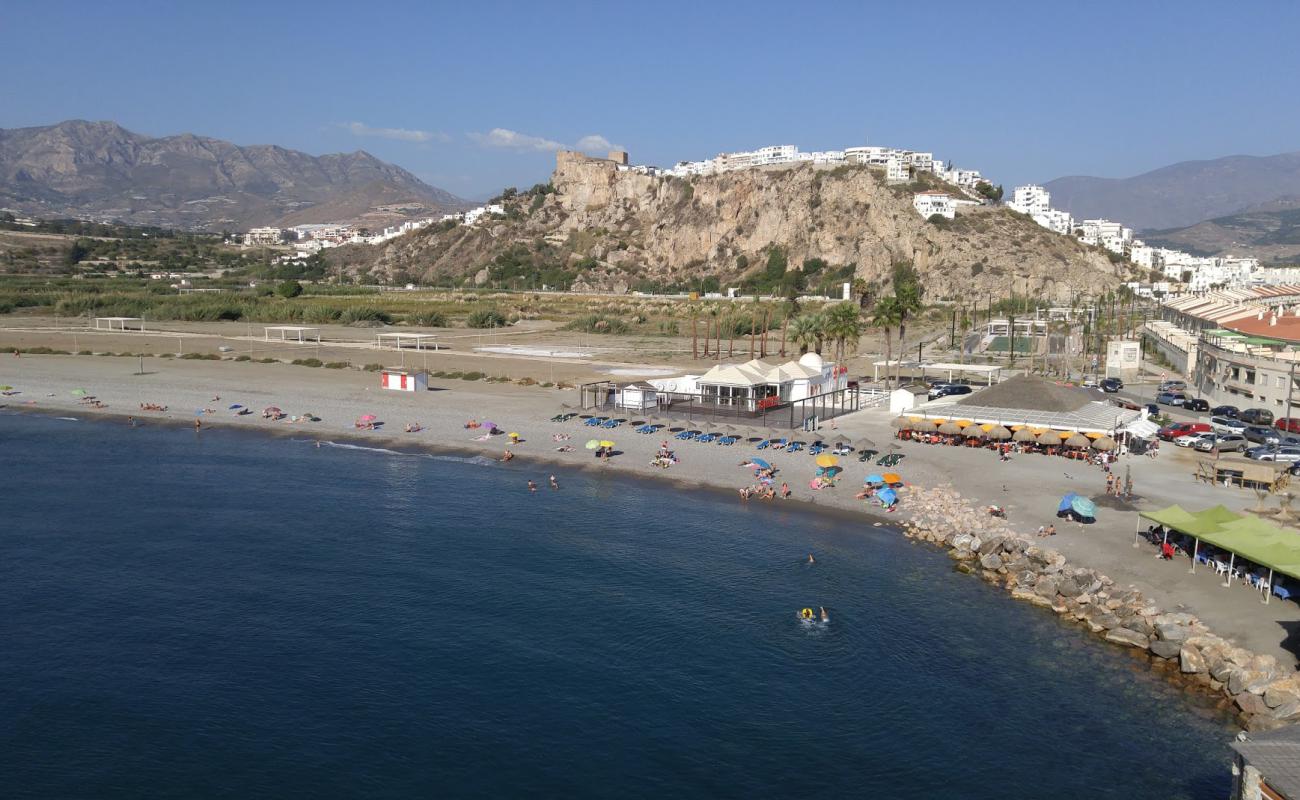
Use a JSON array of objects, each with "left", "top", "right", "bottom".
[{"left": 799, "top": 607, "right": 830, "bottom": 623}]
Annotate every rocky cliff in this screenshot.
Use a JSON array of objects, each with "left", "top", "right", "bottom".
[{"left": 348, "top": 151, "right": 1136, "bottom": 301}]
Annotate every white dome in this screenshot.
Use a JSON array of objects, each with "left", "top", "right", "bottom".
[{"left": 798, "top": 352, "right": 824, "bottom": 369}]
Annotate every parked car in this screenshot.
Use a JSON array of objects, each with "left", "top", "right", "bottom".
[
  {"left": 1157, "top": 391, "right": 1187, "bottom": 406},
  {"left": 1244, "top": 425, "right": 1282, "bottom": 445},
  {"left": 1157, "top": 422, "right": 1211, "bottom": 441},
  {"left": 1211, "top": 405, "right": 1240, "bottom": 418},
  {"left": 1276, "top": 418, "right": 1300, "bottom": 433},
  {"left": 1248, "top": 446, "right": 1300, "bottom": 463},
  {"left": 1174, "top": 431, "right": 1211, "bottom": 448},
  {"left": 1145, "top": 403, "right": 1160, "bottom": 417},
  {"left": 1183, "top": 398, "right": 1210, "bottom": 412},
  {"left": 1101, "top": 377, "right": 1123, "bottom": 393},
  {"left": 1194, "top": 433, "right": 1248, "bottom": 453},
  {"left": 1240, "top": 408, "right": 1276, "bottom": 425},
  {"left": 1081, "top": 376, "right": 1100, "bottom": 389},
  {"left": 928, "top": 384, "right": 973, "bottom": 400},
  {"left": 1159, "top": 380, "right": 1187, "bottom": 393},
  {"left": 1112, "top": 397, "right": 1141, "bottom": 411},
  {"left": 1210, "top": 415, "right": 1248, "bottom": 435}
]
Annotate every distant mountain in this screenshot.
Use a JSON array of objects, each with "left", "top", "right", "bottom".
[
  {"left": 1044, "top": 151, "right": 1300, "bottom": 231},
  {"left": 1141, "top": 202, "right": 1300, "bottom": 264},
  {"left": 0, "top": 120, "right": 469, "bottom": 230}
]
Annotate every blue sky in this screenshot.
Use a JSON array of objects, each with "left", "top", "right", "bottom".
[{"left": 3, "top": 0, "right": 1299, "bottom": 200}]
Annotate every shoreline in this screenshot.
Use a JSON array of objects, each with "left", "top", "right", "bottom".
[{"left": 5, "top": 353, "right": 1299, "bottom": 730}]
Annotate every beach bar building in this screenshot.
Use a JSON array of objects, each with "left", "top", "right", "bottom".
[
  {"left": 694, "top": 353, "right": 846, "bottom": 411},
  {"left": 614, "top": 381, "right": 658, "bottom": 411},
  {"left": 264, "top": 325, "right": 321, "bottom": 344},
  {"left": 380, "top": 368, "right": 428, "bottom": 392},
  {"left": 904, "top": 375, "right": 1140, "bottom": 437}
]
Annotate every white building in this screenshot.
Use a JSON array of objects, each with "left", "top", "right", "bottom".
[
  {"left": 689, "top": 352, "right": 847, "bottom": 410},
  {"left": 1008, "top": 185, "right": 1052, "bottom": 216},
  {"left": 462, "top": 204, "right": 505, "bottom": 226},
  {"left": 913, "top": 190, "right": 955, "bottom": 220},
  {"left": 943, "top": 168, "right": 983, "bottom": 188},
  {"left": 244, "top": 227, "right": 284, "bottom": 246},
  {"left": 886, "top": 157, "right": 910, "bottom": 184}
]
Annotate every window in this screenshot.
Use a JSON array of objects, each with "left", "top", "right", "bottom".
[{"left": 1279, "top": 376, "right": 1287, "bottom": 389}]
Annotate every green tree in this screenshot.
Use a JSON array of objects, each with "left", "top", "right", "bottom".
[
  {"left": 824, "top": 302, "right": 864, "bottom": 364},
  {"left": 786, "top": 313, "right": 823, "bottom": 355},
  {"left": 871, "top": 296, "right": 904, "bottom": 389},
  {"left": 974, "top": 182, "right": 1003, "bottom": 203},
  {"left": 764, "top": 246, "right": 788, "bottom": 283},
  {"left": 276, "top": 280, "right": 303, "bottom": 298}
]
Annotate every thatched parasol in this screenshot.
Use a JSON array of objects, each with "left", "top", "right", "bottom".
[
  {"left": 1091, "top": 436, "right": 1116, "bottom": 451},
  {"left": 1037, "top": 430, "right": 1063, "bottom": 446},
  {"left": 962, "top": 423, "right": 987, "bottom": 438},
  {"left": 890, "top": 416, "right": 911, "bottom": 429},
  {"left": 1012, "top": 428, "right": 1038, "bottom": 442},
  {"left": 986, "top": 425, "right": 1012, "bottom": 440},
  {"left": 938, "top": 421, "right": 965, "bottom": 435},
  {"left": 1065, "top": 433, "right": 1092, "bottom": 448},
  {"left": 911, "top": 419, "right": 938, "bottom": 431}
]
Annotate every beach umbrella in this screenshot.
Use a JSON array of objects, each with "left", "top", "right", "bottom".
[
  {"left": 1091, "top": 436, "right": 1116, "bottom": 451},
  {"left": 815, "top": 454, "right": 839, "bottom": 468},
  {"left": 878, "top": 487, "right": 898, "bottom": 505},
  {"left": 1010, "top": 424, "right": 1026, "bottom": 431},
  {"left": 1012, "top": 428, "right": 1037, "bottom": 442},
  {"left": 824, "top": 466, "right": 843, "bottom": 478},
  {"left": 560, "top": 402, "right": 574, "bottom": 410},
  {"left": 70, "top": 388, "right": 88, "bottom": 396},
  {"left": 508, "top": 431, "right": 520, "bottom": 438},
  {"left": 585, "top": 439, "right": 600, "bottom": 449},
  {"left": 751, "top": 458, "right": 771, "bottom": 470},
  {"left": 931, "top": 418, "right": 947, "bottom": 425},
  {"left": 911, "top": 419, "right": 937, "bottom": 431},
  {"left": 1037, "top": 430, "right": 1063, "bottom": 445},
  {"left": 938, "top": 421, "right": 965, "bottom": 435},
  {"left": 986, "top": 426, "right": 1012, "bottom": 440},
  {"left": 832, "top": 435, "right": 851, "bottom": 446},
  {"left": 1065, "top": 433, "right": 1092, "bottom": 448},
  {"left": 1085, "top": 431, "right": 1105, "bottom": 439},
  {"left": 1071, "top": 496, "right": 1097, "bottom": 518},
  {"left": 599, "top": 440, "right": 615, "bottom": 448},
  {"left": 228, "top": 403, "right": 243, "bottom": 409},
  {"left": 359, "top": 414, "right": 377, "bottom": 422},
  {"left": 890, "top": 416, "right": 910, "bottom": 429},
  {"left": 482, "top": 421, "right": 497, "bottom": 430},
  {"left": 265, "top": 406, "right": 281, "bottom": 414},
  {"left": 865, "top": 473, "right": 884, "bottom": 484},
  {"left": 1058, "top": 492, "right": 1078, "bottom": 513},
  {"left": 882, "top": 472, "right": 902, "bottom": 485}
]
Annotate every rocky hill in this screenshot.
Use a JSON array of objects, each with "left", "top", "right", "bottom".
[
  {"left": 0, "top": 120, "right": 469, "bottom": 231},
  {"left": 338, "top": 152, "right": 1135, "bottom": 302},
  {"left": 1045, "top": 151, "right": 1300, "bottom": 231},
  {"left": 1141, "top": 202, "right": 1300, "bottom": 264}
]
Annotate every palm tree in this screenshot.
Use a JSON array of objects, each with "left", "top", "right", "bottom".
[
  {"left": 871, "top": 297, "right": 903, "bottom": 389},
  {"left": 851, "top": 277, "right": 876, "bottom": 312},
  {"left": 786, "top": 314, "right": 822, "bottom": 355},
  {"left": 825, "top": 303, "right": 863, "bottom": 364}
]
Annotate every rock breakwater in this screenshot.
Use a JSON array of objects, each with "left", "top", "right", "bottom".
[{"left": 904, "top": 484, "right": 1300, "bottom": 731}]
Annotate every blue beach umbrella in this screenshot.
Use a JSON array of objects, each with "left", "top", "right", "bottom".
[
  {"left": 228, "top": 403, "right": 243, "bottom": 409},
  {"left": 1071, "top": 496, "right": 1097, "bottom": 518},
  {"left": 878, "top": 487, "right": 898, "bottom": 505},
  {"left": 1057, "top": 492, "right": 1079, "bottom": 513},
  {"left": 751, "top": 458, "right": 770, "bottom": 470},
  {"left": 866, "top": 473, "right": 885, "bottom": 485}
]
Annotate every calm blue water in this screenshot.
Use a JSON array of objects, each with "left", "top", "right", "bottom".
[{"left": 0, "top": 413, "right": 1233, "bottom": 798}]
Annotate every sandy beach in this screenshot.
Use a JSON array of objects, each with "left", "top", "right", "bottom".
[{"left": 5, "top": 348, "right": 1300, "bottom": 669}]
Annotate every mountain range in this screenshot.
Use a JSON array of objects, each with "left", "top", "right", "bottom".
[
  {"left": 0, "top": 120, "right": 469, "bottom": 231},
  {"left": 1044, "top": 150, "right": 1300, "bottom": 232}
]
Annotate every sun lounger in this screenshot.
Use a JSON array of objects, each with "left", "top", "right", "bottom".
[
  {"left": 675, "top": 430, "right": 694, "bottom": 440},
  {"left": 785, "top": 442, "right": 803, "bottom": 453}
]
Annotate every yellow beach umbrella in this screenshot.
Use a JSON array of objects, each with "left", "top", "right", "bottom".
[
  {"left": 599, "top": 440, "right": 615, "bottom": 448},
  {"left": 931, "top": 418, "right": 947, "bottom": 425},
  {"left": 1085, "top": 431, "right": 1105, "bottom": 439},
  {"left": 815, "top": 454, "right": 839, "bottom": 468},
  {"left": 508, "top": 431, "right": 521, "bottom": 439},
  {"left": 955, "top": 420, "right": 973, "bottom": 428},
  {"left": 980, "top": 423, "right": 995, "bottom": 432},
  {"left": 1010, "top": 424, "right": 1026, "bottom": 431}
]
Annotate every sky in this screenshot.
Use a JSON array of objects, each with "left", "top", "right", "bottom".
[{"left": 3, "top": 0, "right": 1300, "bottom": 200}]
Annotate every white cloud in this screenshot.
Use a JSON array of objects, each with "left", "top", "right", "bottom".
[
  {"left": 468, "top": 128, "right": 622, "bottom": 154},
  {"left": 342, "top": 121, "right": 448, "bottom": 143},
  {"left": 468, "top": 127, "right": 566, "bottom": 152},
  {"left": 576, "top": 134, "right": 620, "bottom": 152}
]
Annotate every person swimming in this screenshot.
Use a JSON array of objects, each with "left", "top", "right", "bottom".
[
  {"left": 527, "top": 479, "right": 536, "bottom": 492},
  {"left": 549, "top": 475, "right": 558, "bottom": 490},
  {"left": 808, "top": 553, "right": 815, "bottom": 564},
  {"left": 819, "top": 606, "right": 829, "bottom": 622}
]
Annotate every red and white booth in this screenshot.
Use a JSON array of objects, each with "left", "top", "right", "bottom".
[{"left": 380, "top": 368, "right": 428, "bottom": 392}]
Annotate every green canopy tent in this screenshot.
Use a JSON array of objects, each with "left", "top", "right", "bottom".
[
  {"left": 1136, "top": 505, "right": 1200, "bottom": 546},
  {"left": 1203, "top": 516, "right": 1300, "bottom": 600}
]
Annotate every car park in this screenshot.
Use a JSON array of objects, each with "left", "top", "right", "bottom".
[
  {"left": 1183, "top": 398, "right": 1210, "bottom": 412},
  {"left": 927, "top": 383, "right": 973, "bottom": 400},
  {"left": 1276, "top": 418, "right": 1300, "bottom": 433},
  {"left": 1210, "top": 416, "right": 1248, "bottom": 435},
  {"left": 1101, "top": 378, "right": 1123, "bottom": 393},
  {"left": 1248, "top": 446, "right": 1300, "bottom": 463},
  {"left": 1194, "top": 433, "right": 1247, "bottom": 453},
  {"left": 1211, "top": 405, "right": 1240, "bottom": 418},
  {"left": 1244, "top": 425, "right": 1281, "bottom": 445},
  {"left": 1157, "top": 422, "right": 1211, "bottom": 441},
  {"left": 1239, "top": 408, "right": 1275, "bottom": 425},
  {"left": 1157, "top": 392, "right": 1186, "bottom": 406}
]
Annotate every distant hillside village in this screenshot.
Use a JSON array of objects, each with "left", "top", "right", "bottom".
[{"left": 234, "top": 140, "right": 1294, "bottom": 295}]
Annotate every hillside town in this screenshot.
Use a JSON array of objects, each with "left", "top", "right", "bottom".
[{"left": 241, "top": 202, "right": 505, "bottom": 253}]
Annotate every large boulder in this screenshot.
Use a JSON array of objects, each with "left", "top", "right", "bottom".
[
  {"left": 1011, "top": 587, "right": 1054, "bottom": 609},
  {"left": 1237, "top": 692, "right": 1270, "bottom": 717},
  {"left": 1180, "top": 644, "right": 1207, "bottom": 674},
  {"left": 1033, "top": 576, "right": 1060, "bottom": 599},
  {"left": 979, "top": 553, "right": 1004, "bottom": 571},
  {"left": 1154, "top": 622, "right": 1193, "bottom": 643},
  {"left": 1264, "top": 680, "right": 1300, "bottom": 709},
  {"left": 1149, "top": 640, "right": 1182, "bottom": 659},
  {"left": 1270, "top": 700, "right": 1300, "bottom": 720},
  {"left": 1105, "top": 628, "right": 1150, "bottom": 649},
  {"left": 1056, "top": 577, "right": 1082, "bottom": 598}
]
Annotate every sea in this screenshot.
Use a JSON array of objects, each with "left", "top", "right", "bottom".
[{"left": 0, "top": 413, "right": 1234, "bottom": 799}]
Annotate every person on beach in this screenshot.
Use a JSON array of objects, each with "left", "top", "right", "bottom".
[
  {"left": 502, "top": 450, "right": 514, "bottom": 462},
  {"left": 1045, "top": 524, "right": 1056, "bottom": 536},
  {"left": 127, "top": 416, "right": 135, "bottom": 427},
  {"left": 781, "top": 482, "right": 790, "bottom": 499},
  {"left": 549, "top": 475, "right": 558, "bottom": 490},
  {"left": 527, "top": 480, "right": 536, "bottom": 492},
  {"left": 194, "top": 418, "right": 201, "bottom": 430}
]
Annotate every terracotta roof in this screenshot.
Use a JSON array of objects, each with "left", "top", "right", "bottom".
[{"left": 1226, "top": 314, "right": 1300, "bottom": 343}]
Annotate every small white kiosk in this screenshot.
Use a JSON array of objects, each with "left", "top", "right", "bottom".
[
  {"left": 264, "top": 325, "right": 321, "bottom": 344},
  {"left": 93, "top": 316, "right": 145, "bottom": 331},
  {"left": 381, "top": 368, "right": 428, "bottom": 392}
]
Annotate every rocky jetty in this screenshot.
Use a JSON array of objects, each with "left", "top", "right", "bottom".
[{"left": 904, "top": 484, "right": 1300, "bottom": 731}]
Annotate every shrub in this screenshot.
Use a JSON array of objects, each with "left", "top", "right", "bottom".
[
  {"left": 565, "top": 314, "right": 629, "bottom": 334},
  {"left": 406, "top": 310, "right": 447, "bottom": 327},
  {"left": 540, "top": 381, "right": 554, "bottom": 388},
  {"left": 361, "top": 362, "right": 384, "bottom": 372},
  {"left": 323, "top": 361, "right": 349, "bottom": 369},
  {"left": 257, "top": 357, "right": 279, "bottom": 364},
  {"left": 77, "top": 349, "right": 93, "bottom": 355},
  {"left": 234, "top": 354, "right": 252, "bottom": 361},
  {"left": 460, "top": 371, "right": 484, "bottom": 381},
  {"left": 467, "top": 308, "right": 507, "bottom": 329},
  {"left": 516, "top": 376, "right": 537, "bottom": 386},
  {"left": 179, "top": 352, "right": 221, "bottom": 360},
  {"left": 291, "top": 358, "right": 323, "bottom": 368},
  {"left": 276, "top": 280, "right": 303, "bottom": 298},
  {"left": 338, "top": 306, "right": 392, "bottom": 325},
  {"left": 442, "top": 371, "right": 464, "bottom": 379}
]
